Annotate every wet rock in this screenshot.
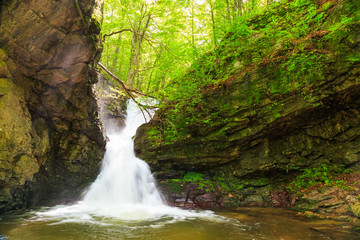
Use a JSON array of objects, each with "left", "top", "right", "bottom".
[
  {"left": 270, "top": 189, "right": 297, "bottom": 208},
  {"left": 245, "top": 195, "right": 264, "bottom": 206},
  {"left": 295, "top": 185, "right": 360, "bottom": 221}
]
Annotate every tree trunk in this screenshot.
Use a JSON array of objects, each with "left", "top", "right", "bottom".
[
  {"left": 126, "top": 32, "right": 138, "bottom": 87},
  {"left": 146, "top": 53, "right": 160, "bottom": 94},
  {"left": 191, "top": 2, "right": 195, "bottom": 50},
  {"left": 126, "top": 7, "right": 151, "bottom": 87},
  {"left": 111, "top": 33, "right": 122, "bottom": 76},
  {"left": 225, "top": 0, "right": 232, "bottom": 23},
  {"left": 238, "top": 0, "right": 243, "bottom": 16},
  {"left": 209, "top": 0, "right": 217, "bottom": 47}
]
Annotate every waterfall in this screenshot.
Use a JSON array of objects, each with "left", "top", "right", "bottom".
[
  {"left": 33, "top": 99, "right": 213, "bottom": 223},
  {"left": 83, "top": 99, "right": 163, "bottom": 207}
]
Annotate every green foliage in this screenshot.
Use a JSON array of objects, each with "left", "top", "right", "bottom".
[
  {"left": 160, "top": 181, "right": 185, "bottom": 194},
  {"left": 167, "top": 172, "right": 245, "bottom": 194},
  {"left": 101, "top": 0, "right": 276, "bottom": 92},
  {"left": 182, "top": 172, "right": 244, "bottom": 194},
  {"left": 287, "top": 164, "right": 355, "bottom": 193},
  {"left": 151, "top": 0, "right": 359, "bottom": 144},
  {"left": 102, "top": 0, "right": 260, "bottom": 91},
  {"left": 182, "top": 172, "right": 205, "bottom": 182},
  {"left": 101, "top": 0, "right": 359, "bottom": 146}
]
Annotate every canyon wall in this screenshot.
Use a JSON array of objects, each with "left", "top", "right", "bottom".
[{"left": 0, "top": 0, "right": 105, "bottom": 212}]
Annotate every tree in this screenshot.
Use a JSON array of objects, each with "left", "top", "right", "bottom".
[{"left": 100, "top": 0, "right": 266, "bottom": 94}]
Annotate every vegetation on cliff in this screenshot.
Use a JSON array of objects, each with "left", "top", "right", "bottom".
[
  {"left": 100, "top": 0, "right": 358, "bottom": 135},
  {"left": 130, "top": 0, "right": 360, "bottom": 219},
  {"left": 134, "top": 0, "right": 359, "bottom": 167},
  {"left": 150, "top": 0, "right": 359, "bottom": 143}
]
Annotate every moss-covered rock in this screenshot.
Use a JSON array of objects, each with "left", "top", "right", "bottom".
[
  {"left": 350, "top": 203, "right": 360, "bottom": 218},
  {"left": 0, "top": 77, "right": 37, "bottom": 184},
  {"left": 135, "top": 0, "right": 360, "bottom": 173}
]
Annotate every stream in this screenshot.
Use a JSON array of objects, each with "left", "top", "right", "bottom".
[{"left": 1, "top": 100, "right": 360, "bottom": 239}]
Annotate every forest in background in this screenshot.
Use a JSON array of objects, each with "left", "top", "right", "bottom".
[{"left": 100, "top": 0, "right": 273, "bottom": 93}]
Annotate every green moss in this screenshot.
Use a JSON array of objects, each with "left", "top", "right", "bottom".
[
  {"left": 13, "top": 155, "right": 39, "bottom": 185},
  {"left": 0, "top": 50, "right": 6, "bottom": 60},
  {"left": 160, "top": 181, "right": 185, "bottom": 194},
  {"left": 170, "top": 171, "right": 247, "bottom": 194},
  {"left": 0, "top": 78, "right": 11, "bottom": 95},
  {"left": 0, "top": 188, "right": 11, "bottom": 202},
  {"left": 147, "top": 128, "right": 161, "bottom": 140},
  {"left": 287, "top": 164, "right": 354, "bottom": 194},
  {"left": 0, "top": 61, "right": 10, "bottom": 78}
]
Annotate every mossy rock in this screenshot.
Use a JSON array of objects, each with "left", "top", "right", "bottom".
[
  {"left": 0, "top": 78, "right": 11, "bottom": 96},
  {"left": 13, "top": 155, "right": 39, "bottom": 185},
  {"left": 350, "top": 203, "right": 360, "bottom": 218},
  {"left": 0, "top": 61, "right": 10, "bottom": 78}
]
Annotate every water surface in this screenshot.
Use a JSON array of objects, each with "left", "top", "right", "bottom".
[{"left": 0, "top": 207, "right": 359, "bottom": 240}]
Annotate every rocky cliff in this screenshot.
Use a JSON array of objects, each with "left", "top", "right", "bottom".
[
  {"left": 0, "top": 0, "right": 105, "bottom": 213},
  {"left": 134, "top": 0, "right": 360, "bottom": 219}
]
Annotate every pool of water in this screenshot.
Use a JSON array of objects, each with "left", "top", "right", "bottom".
[{"left": 0, "top": 207, "right": 359, "bottom": 240}]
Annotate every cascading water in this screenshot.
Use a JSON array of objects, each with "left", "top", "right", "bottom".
[
  {"left": 83, "top": 100, "right": 163, "bottom": 207},
  {"left": 33, "top": 99, "right": 213, "bottom": 223}
]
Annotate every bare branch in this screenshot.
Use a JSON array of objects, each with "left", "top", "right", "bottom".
[
  {"left": 103, "top": 29, "right": 174, "bottom": 57},
  {"left": 136, "top": 66, "right": 156, "bottom": 73},
  {"left": 127, "top": 88, "right": 156, "bottom": 99},
  {"left": 103, "top": 29, "right": 134, "bottom": 42},
  {"left": 97, "top": 62, "right": 154, "bottom": 121}
]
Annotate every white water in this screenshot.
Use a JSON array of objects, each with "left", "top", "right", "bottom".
[
  {"left": 83, "top": 100, "right": 163, "bottom": 208},
  {"left": 32, "top": 100, "right": 215, "bottom": 224}
]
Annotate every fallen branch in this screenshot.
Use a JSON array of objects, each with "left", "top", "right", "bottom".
[{"left": 97, "top": 62, "right": 153, "bottom": 122}]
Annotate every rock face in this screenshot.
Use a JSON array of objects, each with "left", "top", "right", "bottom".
[
  {"left": 0, "top": 0, "right": 105, "bottom": 213},
  {"left": 135, "top": 40, "right": 360, "bottom": 179},
  {"left": 134, "top": 1, "right": 360, "bottom": 218}
]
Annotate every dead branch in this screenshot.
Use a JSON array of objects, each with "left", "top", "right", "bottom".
[
  {"left": 126, "top": 88, "right": 156, "bottom": 99},
  {"left": 97, "top": 62, "right": 153, "bottom": 121},
  {"left": 103, "top": 29, "right": 134, "bottom": 42},
  {"left": 103, "top": 29, "right": 176, "bottom": 58}
]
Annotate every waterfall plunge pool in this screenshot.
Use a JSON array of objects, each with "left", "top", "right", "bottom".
[{"left": 0, "top": 207, "right": 360, "bottom": 239}]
